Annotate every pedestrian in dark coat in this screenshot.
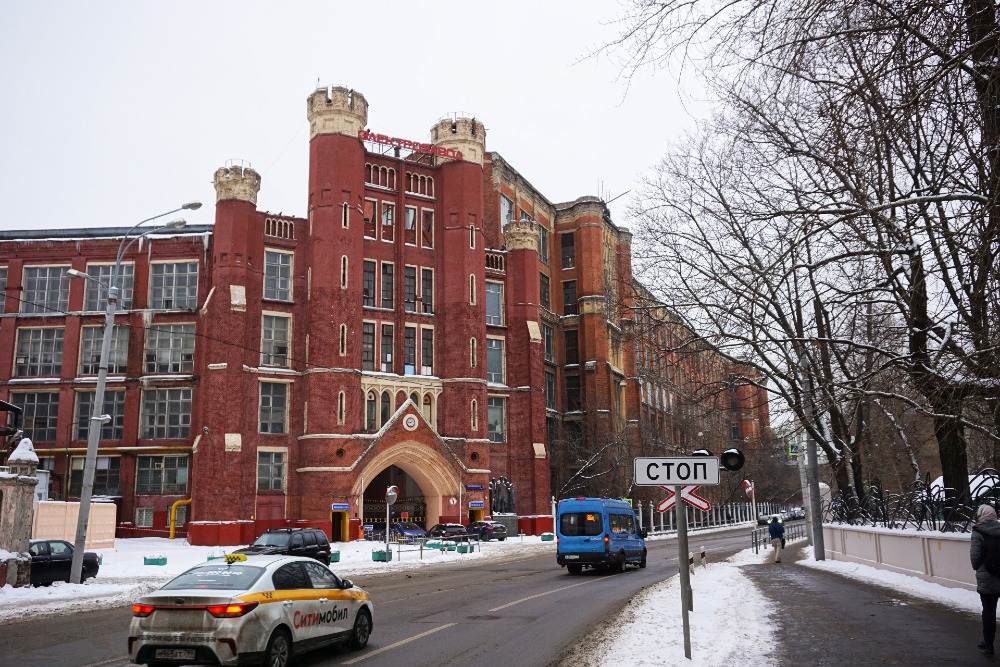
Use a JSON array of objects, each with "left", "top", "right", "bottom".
[
  {"left": 971, "top": 504, "right": 1000, "bottom": 655},
  {"left": 768, "top": 516, "right": 785, "bottom": 563}
]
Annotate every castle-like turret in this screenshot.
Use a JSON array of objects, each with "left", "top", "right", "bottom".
[
  {"left": 430, "top": 115, "right": 487, "bottom": 165},
  {"left": 307, "top": 86, "right": 369, "bottom": 140}
]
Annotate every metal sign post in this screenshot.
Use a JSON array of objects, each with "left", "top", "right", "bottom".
[
  {"left": 675, "top": 485, "right": 692, "bottom": 660},
  {"left": 385, "top": 485, "right": 398, "bottom": 556}
]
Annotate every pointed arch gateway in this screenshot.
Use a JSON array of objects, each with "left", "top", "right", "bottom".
[{"left": 352, "top": 440, "right": 461, "bottom": 528}]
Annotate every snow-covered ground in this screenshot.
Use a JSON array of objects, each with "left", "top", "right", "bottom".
[{"left": 1, "top": 532, "right": 982, "bottom": 666}]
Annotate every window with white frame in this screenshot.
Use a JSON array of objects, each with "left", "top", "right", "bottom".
[
  {"left": 486, "top": 337, "right": 505, "bottom": 384},
  {"left": 75, "top": 389, "right": 125, "bottom": 440},
  {"left": 545, "top": 371, "right": 557, "bottom": 410},
  {"left": 488, "top": 397, "right": 506, "bottom": 443},
  {"left": 136, "top": 455, "right": 188, "bottom": 494},
  {"left": 381, "top": 263, "right": 394, "bottom": 309},
  {"left": 136, "top": 507, "right": 154, "bottom": 527},
  {"left": 538, "top": 224, "right": 549, "bottom": 265},
  {"left": 421, "top": 328, "right": 434, "bottom": 375},
  {"left": 404, "top": 266, "right": 417, "bottom": 312},
  {"left": 264, "top": 251, "right": 293, "bottom": 301},
  {"left": 381, "top": 202, "right": 395, "bottom": 242},
  {"left": 141, "top": 388, "right": 192, "bottom": 439},
  {"left": 471, "top": 399, "right": 478, "bottom": 431},
  {"left": 21, "top": 266, "right": 69, "bottom": 314},
  {"left": 258, "top": 451, "right": 286, "bottom": 491},
  {"left": 79, "top": 325, "right": 128, "bottom": 375},
  {"left": 485, "top": 282, "right": 504, "bottom": 325},
  {"left": 363, "top": 261, "right": 376, "bottom": 307},
  {"left": 540, "top": 273, "right": 550, "bottom": 310},
  {"left": 0, "top": 266, "right": 7, "bottom": 314},
  {"left": 85, "top": 264, "right": 134, "bottom": 311},
  {"left": 150, "top": 262, "right": 199, "bottom": 310},
  {"left": 381, "top": 324, "right": 394, "bottom": 372},
  {"left": 421, "top": 268, "right": 434, "bottom": 313},
  {"left": 404, "top": 326, "right": 417, "bottom": 374},
  {"left": 500, "top": 195, "right": 514, "bottom": 224},
  {"left": 364, "top": 199, "right": 376, "bottom": 238},
  {"left": 261, "top": 314, "right": 290, "bottom": 368},
  {"left": 404, "top": 206, "right": 417, "bottom": 245},
  {"left": 11, "top": 392, "right": 59, "bottom": 441},
  {"left": 259, "top": 382, "right": 288, "bottom": 434},
  {"left": 144, "top": 323, "right": 195, "bottom": 373},
  {"left": 560, "top": 233, "right": 576, "bottom": 269},
  {"left": 542, "top": 324, "right": 554, "bottom": 363},
  {"left": 70, "top": 456, "right": 120, "bottom": 496},
  {"left": 421, "top": 209, "right": 434, "bottom": 248},
  {"left": 362, "top": 322, "right": 376, "bottom": 371},
  {"left": 14, "top": 327, "right": 64, "bottom": 376}
]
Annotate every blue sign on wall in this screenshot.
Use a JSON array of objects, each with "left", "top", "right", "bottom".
[
  {"left": 466, "top": 484, "right": 486, "bottom": 491},
  {"left": 330, "top": 503, "right": 350, "bottom": 511},
  {"left": 469, "top": 501, "right": 485, "bottom": 509}
]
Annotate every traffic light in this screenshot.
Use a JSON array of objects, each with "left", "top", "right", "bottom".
[{"left": 691, "top": 447, "right": 745, "bottom": 472}]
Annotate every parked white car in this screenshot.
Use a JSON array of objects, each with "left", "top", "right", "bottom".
[{"left": 128, "top": 554, "right": 373, "bottom": 667}]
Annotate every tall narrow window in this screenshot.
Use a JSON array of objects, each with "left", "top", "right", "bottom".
[
  {"left": 404, "top": 266, "right": 417, "bottom": 312},
  {"left": 381, "top": 263, "right": 394, "bottom": 309},
  {"left": 469, "top": 274, "right": 476, "bottom": 305},
  {"left": 563, "top": 280, "right": 577, "bottom": 316},
  {"left": 366, "top": 391, "right": 377, "bottom": 431},
  {"left": 340, "top": 256, "right": 348, "bottom": 289},
  {"left": 0, "top": 266, "right": 8, "bottom": 314},
  {"left": 565, "top": 330, "right": 579, "bottom": 365},
  {"left": 421, "top": 328, "right": 434, "bottom": 375},
  {"left": 486, "top": 338, "right": 505, "bottom": 384},
  {"left": 342, "top": 202, "right": 350, "bottom": 228},
  {"left": 470, "top": 337, "right": 478, "bottom": 368},
  {"left": 560, "top": 233, "right": 576, "bottom": 269},
  {"left": 538, "top": 225, "right": 549, "bottom": 265},
  {"left": 404, "top": 326, "right": 417, "bottom": 374},
  {"left": 259, "top": 382, "right": 288, "bottom": 434},
  {"left": 566, "top": 375, "right": 581, "bottom": 411},
  {"left": 542, "top": 324, "right": 554, "bottom": 363},
  {"left": 405, "top": 206, "right": 417, "bottom": 245},
  {"left": 264, "top": 251, "right": 292, "bottom": 301},
  {"left": 361, "top": 322, "right": 375, "bottom": 371},
  {"left": 423, "top": 394, "right": 433, "bottom": 424},
  {"left": 363, "top": 199, "right": 376, "bottom": 238},
  {"left": 421, "top": 268, "right": 434, "bottom": 314},
  {"left": 381, "top": 324, "right": 394, "bottom": 372},
  {"left": 487, "top": 397, "right": 506, "bottom": 442},
  {"left": 545, "top": 371, "right": 557, "bottom": 410},
  {"left": 500, "top": 195, "right": 514, "bottom": 223},
  {"left": 338, "top": 391, "right": 346, "bottom": 425},
  {"left": 471, "top": 399, "right": 478, "bottom": 431},
  {"left": 380, "top": 391, "right": 391, "bottom": 425},
  {"left": 539, "top": 273, "right": 551, "bottom": 310},
  {"left": 363, "top": 261, "right": 376, "bottom": 307},
  {"left": 258, "top": 451, "right": 285, "bottom": 491},
  {"left": 469, "top": 222, "right": 476, "bottom": 249},
  {"left": 339, "top": 324, "right": 347, "bottom": 356},
  {"left": 421, "top": 209, "right": 434, "bottom": 248},
  {"left": 260, "top": 315, "right": 290, "bottom": 368},
  {"left": 485, "top": 282, "right": 503, "bottom": 325},
  {"left": 381, "top": 203, "right": 395, "bottom": 242}
]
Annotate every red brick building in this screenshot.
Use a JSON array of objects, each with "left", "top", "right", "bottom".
[{"left": 0, "top": 86, "right": 769, "bottom": 544}]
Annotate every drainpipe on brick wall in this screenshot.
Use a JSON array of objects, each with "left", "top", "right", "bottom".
[{"left": 169, "top": 498, "right": 192, "bottom": 539}]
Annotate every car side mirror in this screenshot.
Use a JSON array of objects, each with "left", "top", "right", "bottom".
[{"left": 341, "top": 579, "right": 354, "bottom": 589}]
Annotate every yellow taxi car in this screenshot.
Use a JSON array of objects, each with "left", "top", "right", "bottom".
[{"left": 128, "top": 554, "right": 373, "bottom": 667}]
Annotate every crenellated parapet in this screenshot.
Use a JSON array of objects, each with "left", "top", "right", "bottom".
[
  {"left": 214, "top": 164, "right": 261, "bottom": 204},
  {"left": 430, "top": 115, "right": 487, "bottom": 165},
  {"left": 503, "top": 217, "right": 540, "bottom": 252},
  {"left": 307, "top": 86, "right": 369, "bottom": 140}
]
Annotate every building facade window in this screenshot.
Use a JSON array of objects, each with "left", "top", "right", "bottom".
[
  {"left": 380, "top": 391, "right": 391, "bottom": 425},
  {"left": 538, "top": 225, "right": 549, "bottom": 265},
  {"left": 381, "top": 324, "right": 394, "bottom": 372},
  {"left": 366, "top": 391, "right": 377, "bottom": 431},
  {"left": 540, "top": 273, "right": 550, "bottom": 310},
  {"left": 341, "top": 256, "right": 348, "bottom": 289},
  {"left": 471, "top": 399, "right": 479, "bottom": 431},
  {"left": 421, "top": 328, "right": 434, "bottom": 375},
  {"left": 150, "top": 262, "right": 199, "bottom": 310},
  {"left": 364, "top": 199, "right": 376, "bottom": 238},
  {"left": 338, "top": 391, "right": 346, "bottom": 424},
  {"left": 11, "top": 392, "right": 59, "bottom": 441},
  {"left": 21, "top": 266, "right": 69, "bottom": 314},
  {"left": 69, "top": 455, "right": 121, "bottom": 497},
  {"left": 79, "top": 325, "right": 128, "bottom": 375},
  {"left": 488, "top": 397, "right": 506, "bottom": 442},
  {"left": 136, "top": 455, "right": 188, "bottom": 494},
  {"left": 563, "top": 280, "right": 577, "bottom": 315},
  {"left": 501, "top": 194, "right": 514, "bottom": 223},
  {"left": 404, "top": 326, "right": 417, "bottom": 374},
  {"left": 339, "top": 324, "right": 347, "bottom": 356},
  {"left": 381, "top": 202, "right": 395, "bottom": 242},
  {"left": 0, "top": 266, "right": 6, "bottom": 314},
  {"left": 486, "top": 338, "right": 505, "bottom": 384},
  {"left": 259, "top": 382, "right": 288, "bottom": 434},
  {"left": 405, "top": 206, "right": 417, "bottom": 245},
  {"left": 342, "top": 202, "right": 350, "bottom": 228},
  {"left": 421, "top": 268, "right": 434, "bottom": 313},
  {"left": 731, "top": 422, "right": 741, "bottom": 440},
  {"left": 404, "top": 266, "right": 417, "bottom": 312},
  {"left": 141, "top": 388, "right": 192, "bottom": 439},
  {"left": 469, "top": 274, "right": 476, "bottom": 305},
  {"left": 75, "top": 389, "right": 125, "bottom": 440},
  {"left": 264, "top": 251, "right": 293, "bottom": 301},
  {"left": 258, "top": 451, "right": 286, "bottom": 491},
  {"left": 381, "top": 263, "right": 394, "bottom": 309},
  {"left": 545, "top": 371, "right": 557, "bottom": 410},
  {"left": 560, "top": 233, "right": 576, "bottom": 269},
  {"left": 15, "top": 327, "right": 64, "bottom": 376},
  {"left": 470, "top": 337, "right": 478, "bottom": 368},
  {"left": 136, "top": 507, "right": 154, "bottom": 527},
  {"left": 85, "top": 263, "right": 135, "bottom": 311},
  {"left": 565, "top": 330, "right": 579, "bottom": 365},
  {"left": 485, "top": 282, "right": 504, "bottom": 325},
  {"left": 566, "top": 375, "right": 581, "bottom": 411},
  {"left": 421, "top": 209, "right": 434, "bottom": 248},
  {"left": 363, "top": 261, "right": 376, "bottom": 307},
  {"left": 362, "top": 322, "right": 376, "bottom": 371},
  {"left": 145, "top": 323, "right": 195, "bottom": 374},
  {"left": 542, "top": 324, "right": 554, "bottom": 362},
  {"left": 261, "top": 314, "right": 290, "bottom": 368}
]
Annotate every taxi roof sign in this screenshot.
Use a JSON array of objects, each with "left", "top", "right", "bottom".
[{"left": 225, "top": 553, "right": 248, "bottom": 564}]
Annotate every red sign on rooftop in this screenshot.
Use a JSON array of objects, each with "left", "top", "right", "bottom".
[{"left": 358, "top": 129, "right": 463, "bottom": 161}]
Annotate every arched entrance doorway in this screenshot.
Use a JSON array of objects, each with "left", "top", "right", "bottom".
[{"left": 352, "top": 440, "right": 460, "bottom": 537}]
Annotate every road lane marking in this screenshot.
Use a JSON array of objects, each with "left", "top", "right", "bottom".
[
  {"left": 341, "top": 623, "right": 457, "bottom": 664},
  {"left": 489, "top": 578, "right": 600, "bottom": 612},
  {"left": 78, "top": 659, "right": 130, "bottom": 667}
]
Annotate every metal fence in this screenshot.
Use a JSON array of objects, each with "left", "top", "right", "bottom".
[
  {"left": 825, "top": 469, "right": 1000, "bottom": 533},
  {"left": 751, "top": 521, "right": 807, "bottom": 554},
  {"left": 633, "top": 500, "right": 790, "bottom": 535}
]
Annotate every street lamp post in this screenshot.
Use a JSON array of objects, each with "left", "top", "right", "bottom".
[{"left": 66, "top": 203, "right": 199, "bottom": 584}]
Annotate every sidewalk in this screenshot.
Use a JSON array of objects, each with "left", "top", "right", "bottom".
[{"left": 743, "top": 543, "right": 982, "bottom": 665}]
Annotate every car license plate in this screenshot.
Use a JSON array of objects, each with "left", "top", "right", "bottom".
[
  {"left": 155, "top": 649, "right": 196, "bottom": 660},
  {"left": 564, "top": 555, "right": 579, "bottom": 559}
]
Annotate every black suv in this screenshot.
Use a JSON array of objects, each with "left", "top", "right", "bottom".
[{"left": 234, "top": 528, "right": 332, "bottom": 565}]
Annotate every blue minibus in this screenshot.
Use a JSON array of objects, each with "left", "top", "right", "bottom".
[{"left": 556, "top": 497, "right": 647, "bottom": 574}]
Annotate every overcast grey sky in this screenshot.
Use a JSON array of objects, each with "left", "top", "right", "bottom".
[{"left": 1, "top": 2, "right": 699, "bottom": 232}]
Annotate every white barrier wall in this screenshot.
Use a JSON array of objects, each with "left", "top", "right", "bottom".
[
  {"left": 32, "top": 501, "right": 116, "bottom": 549},
  {"left": 823, "top": 523, "right": 975, "bottom": 591}
]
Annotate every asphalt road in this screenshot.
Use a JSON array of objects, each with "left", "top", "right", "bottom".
[{"left": 0, "top": 526, "right": 754, "bottom": 667}]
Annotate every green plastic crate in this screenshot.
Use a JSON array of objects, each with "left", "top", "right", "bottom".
[
  {"left": 144, "top": 557, "right": 167, "bottom": 566},
  {"left": 330, "top": 551, "right": 340, "bottom": 563},
  {"left": 371, "top": 550, "right": 392, "bottom": 562}
]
